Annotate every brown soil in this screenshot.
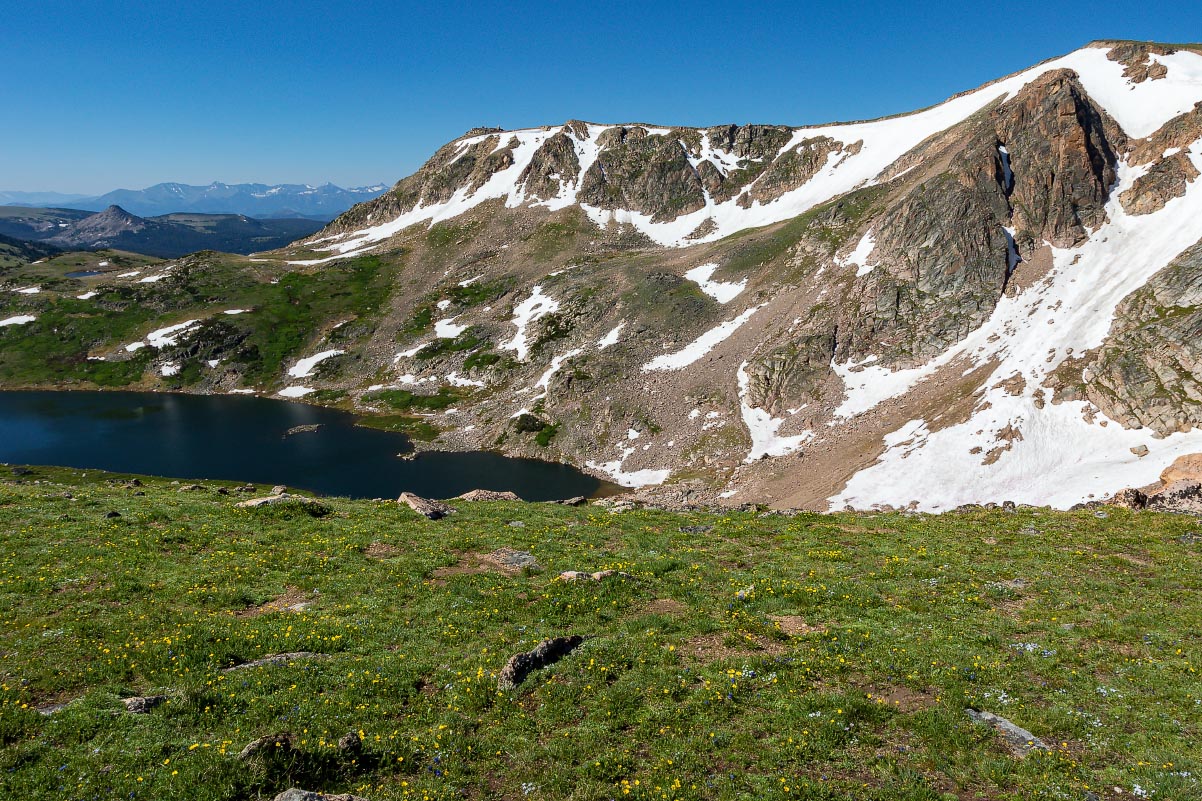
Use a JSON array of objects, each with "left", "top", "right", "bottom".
[{"left": 768, "top": 615, "right": 824, "bottom": 636}]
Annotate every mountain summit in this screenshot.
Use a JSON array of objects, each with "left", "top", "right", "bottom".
[{"left": 291, "top": 40, "right": 1202, "bottom": 510}]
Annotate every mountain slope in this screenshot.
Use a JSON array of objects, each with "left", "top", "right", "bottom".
[{"left": 4, "top": 40, "right": 1202, "bottom": 511}]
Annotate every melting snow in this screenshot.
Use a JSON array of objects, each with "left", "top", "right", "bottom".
[
  {"left": 501, "top": 285, "right": 558, "bottom": 361},
  {"left": 597, "top": 322, "right": 625, "bottom": 349},
  {"left": 0, "top": 315, "right": 36, "bottom": 327},
  {"left": 446, "top": 372, "right": 485, "bottom": 388},
  {"left": 288, "top": 349, "right": 344, "bottom": 378},
  {"left": 278, "top": 386, "right": 315, "bottom": 398},
  {"left": 434, "top": 316, "right": 468, "bottom": 338},
  {"left": 76, "top": 291, "right": 97, "bottom": 300},
  {"left": 15, "top": 287, "right": 40, "bottom": 294},
  {"left": 223, "top": 309, "right": 249, "bottom": 315},
  {"left": 642, "top": 305, "right": 763, "bottom": 371},
  {"left": 737, "top": 361, "right": 812, "bottom": 462},
  {"left": 586, "top": 446, "right": 670, "bottom": 488},
  {"left": 160, "top": 363, "right": 180, "bottom": 377},
  {"left": 684, "top": 263, "right": 747, "bottom": 303},
  {"left": 839, "top": 231, "right": 879, "bottom": 277},
  {"left": 832, "top": 145, "right": 1202, "bottom": 510},
  {"left": 144, "top": 320, "right": 200, "bottom": 349},
  {"left": 531, "top": 348, "right": 583, "bottom": 399}
]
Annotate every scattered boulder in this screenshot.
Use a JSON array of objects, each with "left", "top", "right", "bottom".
[
  {"left": 457, "top": 489, "right": 522, "bottom": 501},
  {"left": 551, "top": 496, "right": 588, "bottom": 506},
  {"left": 236, "top": 484, "right": 257, "bottom": 493},
  {"left": 178, "top": 484, "right": 205, "bottom": 492},
  {"left": 485, "top": 548, "right": 539, "bottom": 573},
  {"left": 337, "top": 730, "right": 363, "bottom": 756},
  {"left": 498, "top": 636, "right": 585, "bottom": 690},
  {"left": 237, "top": 494, "right": 331, "bottom": 516},
  {"left": 1130, "top": 444, "right": 1149, "bottom": 457},
  {"left": 679, "top": 524, "right": 714, "bottom": 534},
  {"left": 223, "top": 652, "right": 325, "bottom": 672},
  {"left": 271, "top": 485, "right": 287, "bottom": 495},
  {"left": 1146, "top": 480, "right": 1202, "bottom": 514},
  {"left": 1161, "top": 453, "right": 1202, "bottom": 485},
  {"left": 104, "top": 511, "right": 121, "bottom": 519},
  {"left": 557, "top": 570, "right": 631, "bottom": 582},
  {"left": 398, "top": 492, "right": 453, "bottom": 520},
  {"left": 122, "top": 694, "right": 168, "bottom": 714},
  {"left": 1108, "top": 488, "right": 1147, "bottom": 510},
  {"left": 273, "top": 790, "right": 370, "bottom": 801},
  {"left": 967, "top": 709, "right": 1048, "bottom": 755},
  {"left": 238, "top": 732, "right": 294, "bottom": 763}
]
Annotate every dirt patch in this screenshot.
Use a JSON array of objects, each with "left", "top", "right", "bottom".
[
  {"left": 644, "top": 598, "right": 687, "bottom": 616},
  {"left": 1114, "top": 552, "right": 1152, "bottom": 567},
  {"left": 768, "top": 614, "right": 824, "bottom": 636},
  {"left": 864, "top": 683, "right": 936, "bottom": 713},
  {"left": 431, "top": 548, "right": 538, "bottom": 580},
  {"left": 364, "top": 541, "right": 401, "bottom": 558},
  {"left": 683, "top": 632, "right": 786, "bottom": 661},
  {"left": 235, "top": 587, "right": 315, "bottom": 617}
]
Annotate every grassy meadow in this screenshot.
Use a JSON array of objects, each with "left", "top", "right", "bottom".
[{"left": 0, "top": 466, "right": 1199, "bottom": 800}]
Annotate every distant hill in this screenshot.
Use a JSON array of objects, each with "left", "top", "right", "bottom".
[
  {"left": 1, "top": 204, "right": 324, "bottom": 258},
  {"left": 62, "top": 181, "right": 389, "bottom": 220},
  {"left": 0, "top": 232, "right": 60, "bottom": 268},
  {"left": 0, "top": 190, "right": 89, "bottom": 206}
]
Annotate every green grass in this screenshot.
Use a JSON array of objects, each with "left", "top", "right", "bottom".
[
  {"left": 361, "top": 387, "right": 461, "bottom": 412},
  {"left": 0, "top": 253, "right": 400, "bottom": 390},
  {"left": 1, "top": 466, "right": 1200, "bottom": 800},
  {"left": 353, "top": 414, "right": 441, "bottom": 442}
]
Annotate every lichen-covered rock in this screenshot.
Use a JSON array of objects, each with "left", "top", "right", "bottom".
[
  {"left": 398, "top": 492, "right": 454, "bottom": 519},
  {"left": 497, "top": 636, "right": 585, "bottom": 690}
]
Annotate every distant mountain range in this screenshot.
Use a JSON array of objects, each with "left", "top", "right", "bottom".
[
  {"left": 0, "top": 182, "right": 389, "bottom": 221},
  {"left": 0, "top": 204, "right": 324, "bottom": 259}
]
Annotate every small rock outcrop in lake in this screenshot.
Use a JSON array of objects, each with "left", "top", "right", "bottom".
[
  {"left": 284, "top": 424, "right": 322, "bottom": 437},
  {"left": 398, "top": 492, "right": 453, "bottom": 519},
  {"left": 967, "top": 709, "right": 1048, "bottom": 755},
  {"left": 498, "top": 635, "right": 585, "bottom": 690},
  {"left": 457, "top": 489, "right": 522, "bottom": 501}
]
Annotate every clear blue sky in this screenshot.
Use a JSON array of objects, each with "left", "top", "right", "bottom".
[{"left": 3, "top": 0, "right": 1199, "bottom": 194}]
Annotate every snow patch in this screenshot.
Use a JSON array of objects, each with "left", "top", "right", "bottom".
[
  {"left": 642, "top": 305, "right": 763, "bottom": 371},
  {"left": 501, "top": 285, "right": 558, "bottom": 361},
  {"left": 737, "top": 361, "right": 813, "bottom": 462},
  {"left": 278, "top": 386, "right": 315, "bottom": 398},
  {"left": 434, "top": 316, "right": 468, "bottom": 339},
  {"left": 684, "top": 263, "right": 747, "bottom": 303},
  {"left": 288, "top": 349, "right": 344, "bottom": 378},
  {"left": 586, "top": 446, "right": 670, "bottom": 488},
  {"left": 0, "top": 315, "right": 36, "bottom": 327},
  {"left": 597, "top": 322, "right": 625, "bottom": 350}
]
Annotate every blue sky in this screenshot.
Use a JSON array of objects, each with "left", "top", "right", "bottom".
[{"left": 3, "top": 1, "right": 1199, "bottom": 194}]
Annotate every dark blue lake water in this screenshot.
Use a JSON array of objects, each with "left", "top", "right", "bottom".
[{"left": 0, "top": 390, "right": 615, "bottom": 500}]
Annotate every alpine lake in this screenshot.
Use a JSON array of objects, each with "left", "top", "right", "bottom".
[{"left": 0, "top": 390, "right": 618, "bottom": 500}]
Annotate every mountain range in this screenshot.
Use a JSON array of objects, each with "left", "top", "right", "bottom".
[
  {"left": 3, "top": 39, "right": 1202, "bottom": 511},
  {"left": 0, "top": 204, "right": 324, "bottom": 258},
  {"left": 1, "top": 182, "right": 389, "bottom": 220}
]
